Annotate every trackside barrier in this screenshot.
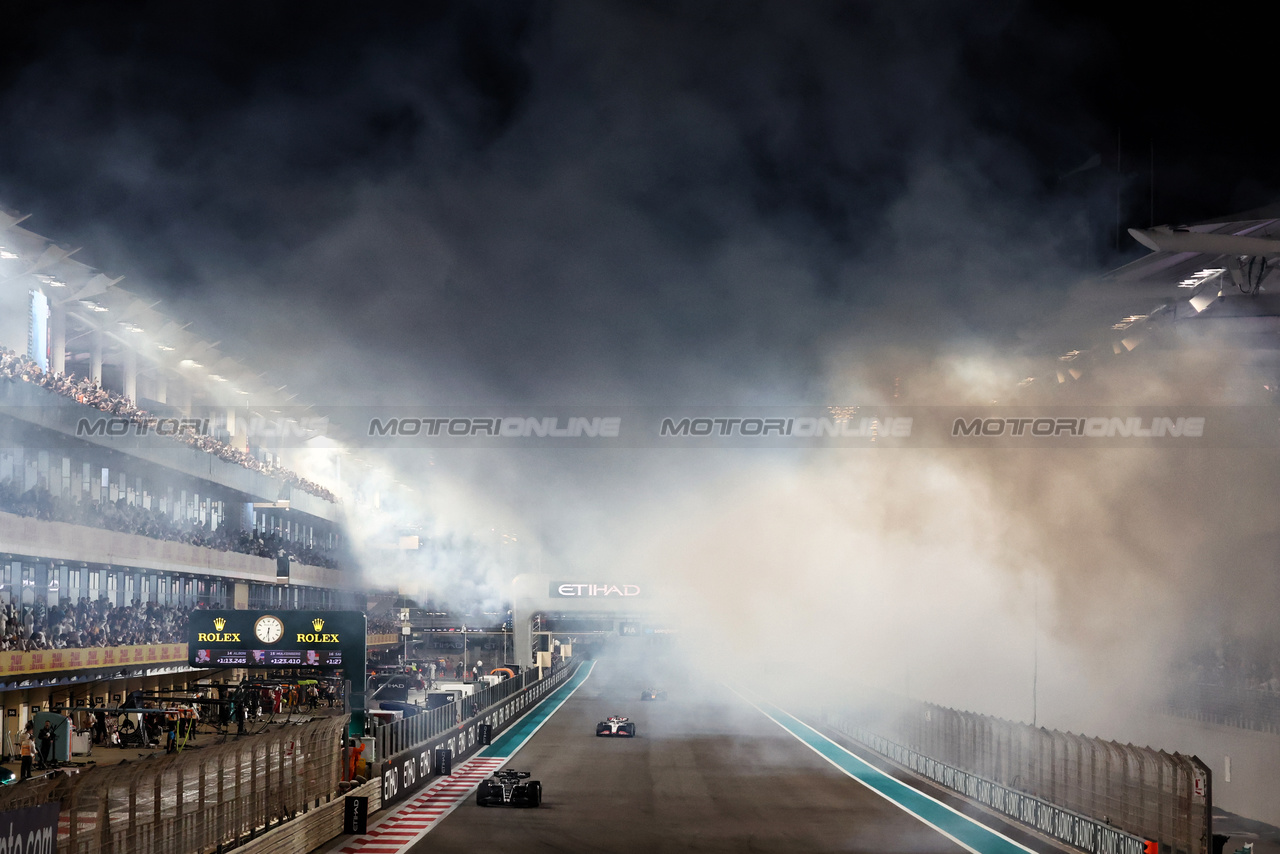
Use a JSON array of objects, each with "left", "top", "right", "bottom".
[
  {"left": 819, "top": 699, "right": 1210, "bottom": 854},
  {"left": 234, "top": 777, "right": 382, "bottom": 854},
  {"left": 377, "top": 659, "right": 581, "bottom": 809},
  {"left": 374, "top": 665, "right": 550, "bottom": 759},
  {"left": 822, "top": 713, "right": 1148, "bottom": 854}
]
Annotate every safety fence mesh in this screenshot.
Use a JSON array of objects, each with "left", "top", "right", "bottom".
[
  {"left": 1164, "top": 682, "right": 1280, "bottom": 735},
  {"left": 373, "top": 667, "right": 547, "bottom": 760},
  {"left": 824, "top": 698, "right": 1211, "bottom": 854},
  {"left": 0, "top": 714, "right": 349, "bottom": 854}
]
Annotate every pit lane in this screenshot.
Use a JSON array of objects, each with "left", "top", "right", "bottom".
[{"left": 405, "top": 647, "right": 983, "bottom": 853}]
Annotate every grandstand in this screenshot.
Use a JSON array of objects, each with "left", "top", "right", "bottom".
[
  {"left": 0, "top": 207, "right": 383, "bottom": 753},
  {"left": 1020, "top": 205, "right": 1280, "bottom": 400}
]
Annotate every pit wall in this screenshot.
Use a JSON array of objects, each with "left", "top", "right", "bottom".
[
  {"left": 377, "top": 660, "right": 582, "bottom": 808},
  {"left": 218, "top": 661, "right": 581, "bottom": 854},
  {"left": 226, "top": 776, "right": 382, "bottom": 854}
]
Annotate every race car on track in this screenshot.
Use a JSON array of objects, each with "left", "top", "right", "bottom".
[
  {"left": 639, "top": 688, "right": 667, "bottom": 701},
  {"left": 596, "top": 715, "right": 636, "bottom": 737},
  {"left": 476, "top": 770, "right": 542, "bottom": 807}
]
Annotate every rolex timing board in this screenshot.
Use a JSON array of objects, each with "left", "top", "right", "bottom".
[{"left": 188, "top": 610, "right": 365, "bottom": 671}]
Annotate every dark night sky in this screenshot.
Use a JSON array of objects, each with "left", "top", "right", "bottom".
[{"left": 1, "top": 1, "right": 1276, "bottom": 407}]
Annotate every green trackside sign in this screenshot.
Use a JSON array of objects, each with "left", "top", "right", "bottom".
[{"left": 188, "top": 610, "right": 368, "bottom": 720}]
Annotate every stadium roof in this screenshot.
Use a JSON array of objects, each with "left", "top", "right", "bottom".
[
  {"left": 1023, "top": 206, "right": 1280, "bottom": 391},
  {"left": 0, "top": 207, "right": 308, "bottom": 417}
]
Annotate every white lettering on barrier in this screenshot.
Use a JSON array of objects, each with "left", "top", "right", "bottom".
[{"left": 383, "top": 767, "right": 399, "bottom": 802}]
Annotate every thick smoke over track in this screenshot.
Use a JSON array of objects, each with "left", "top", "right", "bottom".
[
  {"left": 592, "top": 346, "right": 1280, "bottom": 743},
  {"left": 3, "top": 1, "right": 1279, "bottom": 755}
]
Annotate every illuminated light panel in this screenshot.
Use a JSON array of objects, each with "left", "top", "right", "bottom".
[
  {"left": 156, "top": 343, "right": 176, "bottom": 351},
  {"left": 118, "top": 322, "right": 144, "bottom": 333},
  {"left": 0, "top": 247, "right": 17, "bottom": 259},
  {"left": 179, "top": 359, "right": 203, "bottom": 368},
  {"left": 1058, "top": 350, "right": 1081, "bottom": 362},
  {"left": 1178, "top": 268, "right": 1225, "bottom": 288},
  {"left": 208, "top": 374, "right": 227, "bottom": 382},
  {"left": 79, "top": 299, "right": 109, "bottom": 312},
  {"left": 1188, "top": 291, "right": 1218, "bottom": 313},
  {"left": 1113, "top": 314, "right": 1149, "bottom": 330}
]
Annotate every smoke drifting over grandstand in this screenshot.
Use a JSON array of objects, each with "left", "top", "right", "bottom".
[{"left": 4, "top": 2, "right": 1280, "bottom": 752}]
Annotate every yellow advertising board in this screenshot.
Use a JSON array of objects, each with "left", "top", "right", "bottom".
[{"left": 0, "top": 643, "right": 188, "bottom": 677}]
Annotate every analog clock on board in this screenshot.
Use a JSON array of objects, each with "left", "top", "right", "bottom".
[{"left": 254, "top": 615, "right": 284, "bottom": 644}]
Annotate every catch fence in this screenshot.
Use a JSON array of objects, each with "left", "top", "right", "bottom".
[
  {"left": 373, "top": 665, "right": 568, "bottom": 757},
  {"left": 822, "top": 699, "right": 1210, "bottom": 854},
  {"left": 372, "top": 666, "right": 551, "bottom": 760},
  {"left": 1165, "top": 682, "right": 1280, "bottom": 735},
  {"left": 0, "top": 714, "right": 348, "bottom": 854}
]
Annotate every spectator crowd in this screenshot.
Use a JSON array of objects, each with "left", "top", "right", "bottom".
[
  {"left": 0, "top": 479, "right": 339, "bottom": 569},
  {"left": 366, "top": 615, "right": 402, "bottom": 634},
  {"left": 1, "top": 346, "right": 338, "bottom": 502},
  {"left": 0, "top": 599, "right": 191, "bottom": 652},
  {"left": 1174, "top": 644, "right": 1280, "bottom": 695}
]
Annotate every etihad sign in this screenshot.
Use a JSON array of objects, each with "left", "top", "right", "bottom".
[{"left": 552, "top": 583, "right": 642, "bottom": 598}]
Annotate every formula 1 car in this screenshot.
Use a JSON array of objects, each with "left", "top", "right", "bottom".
[
  {"left": 639, "top": 688, "right": 668, "bottom": 701},
  {"left": 475, "top": 770, "right": 542, "bottom": 807},
  {"left": 596, "top": 715, "right": 636, "bottom": 737}
]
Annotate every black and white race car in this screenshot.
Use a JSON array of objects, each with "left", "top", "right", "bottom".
[
  {"left": 476, "top": 770, "right": 542, "bottom": 807},
  {"left": 596, "top": 715, "right": 636, "bottom": 737},
  {"left": 640, "top": 688, "right": 668, "bottom": 701}
]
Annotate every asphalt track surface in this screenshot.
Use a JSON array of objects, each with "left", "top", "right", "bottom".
[{"left": 411, "top": 648, "right": 975, "bottom": 853}]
